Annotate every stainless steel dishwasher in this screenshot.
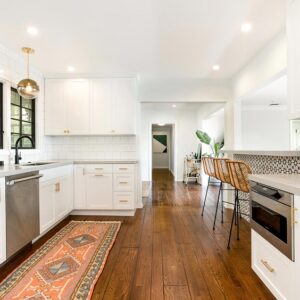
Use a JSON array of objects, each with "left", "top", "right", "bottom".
[{"left": 6, "top": 171, "right": 43, "bottom": 259}]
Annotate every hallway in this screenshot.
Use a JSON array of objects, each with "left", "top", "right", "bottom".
[{"left": 0, "top": 170, "right": 274, "bottom": 299}]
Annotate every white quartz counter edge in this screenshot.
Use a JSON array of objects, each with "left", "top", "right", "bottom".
[
  {"left": 249, "top": 174, "right": 300, "bottom": 195},
  {"left": 221, "top": 150, "right": 300, "bottom": 156},
  {"left": 0, "top": 160, "right": 139, "bottom": 177}
]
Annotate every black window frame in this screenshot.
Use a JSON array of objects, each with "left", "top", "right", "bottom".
[
  {"left": 0, "top": 83, "right": 3, "bottom": 149},
  {"left": 11, "top": 88, "right": 36, "bottom": 149}
]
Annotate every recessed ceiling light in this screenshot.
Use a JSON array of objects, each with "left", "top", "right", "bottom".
[
  {"left": 27, "top": 26, "right": 38, "bottom": 36},
  {"left": 212, "top": 64, "right": 220, "bottom": 71},
  {"left": 0, "top": 69, "right": 4, "bottom": 73},
  {"left": 67, "top": 66, "right": 75, "bottom": 72},
  {"left": 241, "top": 22, "right": 252, "bottom": 33},
  {"left": 172, "top": 104, "right": 177, "bottom": 108}
]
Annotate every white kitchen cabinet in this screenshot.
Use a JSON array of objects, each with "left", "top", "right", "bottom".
[
  {"left": 73, "top": 163, "right": 136, "bottom": 212},
  {"left": 111, "top": 78, "right": 136, "bottom": 134},
  {"left": 0, "top": 178, "right": 6, "bottom": 264},
  {"left": 45, "top": 78, "right": 136, "bottom": 136},
  {"left": 86, "top": 174, "right": 113, "bottom": 209},
  {"left": 45, "top": 79, "right": 90, "bottom": 135},
  {"left": 287, "top": 0, "right": 300, "bottom": 119},
  {"left": 45, "top": 79, "right": 66, "bottom": 135},
  {"left": 39, "top": 166, "right": 73, "bottom": 234},
  {"left": 90, "top": 79, "right": 113, "bottom": 134}
]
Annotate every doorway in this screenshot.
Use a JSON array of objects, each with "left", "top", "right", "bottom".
[{"left": 151, "top": 124, "right": 176, "bottom": 181}]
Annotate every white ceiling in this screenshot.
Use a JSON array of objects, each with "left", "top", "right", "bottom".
[
  {"left": 0, "top": 0, "right": 286, "bottom": 79},
  {"left": 242, "top": 75, "right": 287, "bottom": 105}
]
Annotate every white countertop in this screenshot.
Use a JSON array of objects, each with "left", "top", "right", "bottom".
[
  {"left": 249, "top": 174, "right": 300, "bottom": 195},
  {"left": 0, "top": 159, "right": 138, "bottom": 177},
  {"left": 221, "top": 150, "right": 300, "bottom": 156}
]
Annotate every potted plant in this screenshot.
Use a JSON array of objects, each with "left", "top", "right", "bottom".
[{"left": 195, "top": 130, "right": 224, "bottom": 158}]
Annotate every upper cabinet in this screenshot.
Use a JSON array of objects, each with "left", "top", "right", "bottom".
[
  {"left": 287, "top": 0, "right": 300, "bottom": 119},
  {"left": 45, "top": 78, "right": 136, "bottom": 135}
]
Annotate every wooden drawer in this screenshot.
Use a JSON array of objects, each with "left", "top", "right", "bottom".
[
  {"left": 113, "top": 164, "right": 134, "bottom": 173},
  {"left": 251, "top": 230, "right": 294, "bottom": 300},
  {"left": 113, "top": 174, "right": 134, "bottom": 191},
  {"left": 83, "top": 164, "right": 113, "bottom": 174},
  {"left": 113, "top": 192, "right": 134, "bottom": 210}
]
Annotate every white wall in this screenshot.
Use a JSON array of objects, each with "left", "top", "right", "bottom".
[
  {"left": 140, "top": 103, "right": 200, "bottom": 181},
  {"left": 152, "top": 127, "right": 172, "bottom": 169},
  {"left": 233, "top": 31, "right": 287, "bottom": 100},
  {"left": 241, "top": 106, "right": 290, "bottom": 150}
]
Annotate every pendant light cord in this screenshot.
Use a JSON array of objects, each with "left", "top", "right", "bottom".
[{"left": 27, "top": 52, "right": 30, "bottom": 78}]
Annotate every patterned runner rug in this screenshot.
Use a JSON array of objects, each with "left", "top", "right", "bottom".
[{"left": 0, "top": 221, "right": 121, "bottom": 299}]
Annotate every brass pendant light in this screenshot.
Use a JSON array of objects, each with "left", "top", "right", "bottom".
[{"left": 17, "top": 47, "right": 40, "bottom": 100}]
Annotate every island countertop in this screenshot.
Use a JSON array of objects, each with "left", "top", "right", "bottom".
[
  {"left": 221, "top": 150, "right": 300, "bottom": 156},
  {"left": 249, "top": 174, "right": 300, "bottom": 195}
]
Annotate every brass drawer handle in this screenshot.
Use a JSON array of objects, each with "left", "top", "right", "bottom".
[
  {"left": 292, "top": 208, "right": 298, "bottom": 225},
  {"left": 260, "top": 260, "right": 275, "bottom": 273},
  {"left": 55, "top": 182, "right": 60, "bottom": 192},
  {"left": 119, "top": 168, "right": 128, "bottom": 170},
  {"left": 119, "top": 181, "right": 128, "bottom": 184},
  {"left": 95, "top": 168, "right": 103, "bottom": 170},
  {"left": 94, "top": 174, "right": 104, "bottom": 177},
  {"left": 119, "top": 200, "right": 128, "bottom": 203}
]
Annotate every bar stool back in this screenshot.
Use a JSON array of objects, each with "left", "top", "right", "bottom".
[
  {"left": 226, "top": 160, "right": 252, "bottom": 249},
  {"left": 212, "top": 158, "right": 230, "bottom": 229},
  {"left": 201, "top": 157, "right": 217, "bottom": 216}
]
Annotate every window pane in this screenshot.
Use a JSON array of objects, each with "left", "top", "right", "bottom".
[
  {"left": 11, "top": 105, "right": 20, "bottom": 119},
  {"left": 11, "top": 91, "right": 20, "bottom": 105},
  {"left": 11, "top": 119, "right": 20, "bottom": 133},
  {"left": 22, "top": 98, "right": 33, "bottom": 109},
  {"left": 11, "top": 134, "right": 20, "bottom": 147},
  {"left": 22, "top": 122, "right": 32, "bottom": 135},
  {"left": 22, "top": 136, "right": 33, "bottom": 148},
  {"left": 22, "top": 108, "right": 33, "bottom": 122}
]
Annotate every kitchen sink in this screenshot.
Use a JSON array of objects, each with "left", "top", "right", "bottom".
[{"left": 21, "top": 162, "right": 55, "bottom": 166}]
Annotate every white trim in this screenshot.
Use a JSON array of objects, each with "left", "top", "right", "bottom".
[{"left": 71, "top": 209, "right": 136, "bottom": 216}]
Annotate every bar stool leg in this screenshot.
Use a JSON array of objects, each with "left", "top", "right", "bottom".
[
  {"left": 213, "top": 181, "right": 222, "bottom": 230},
  {"left": 236, "top": 195, "right": 240, "bottom": 241},
  {"left": 227, "top": 191, "right": 237, "bottom": 249},
  {"left": 221, "top": 186, "right": 224, "bottom": 223},
  {"left": 201, "top": 176, "right": 210, "bottom": 216}
]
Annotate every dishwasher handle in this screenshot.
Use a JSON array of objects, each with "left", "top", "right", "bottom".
[{"left": 6, "top": 174, "right": 43, "bottom": 186}]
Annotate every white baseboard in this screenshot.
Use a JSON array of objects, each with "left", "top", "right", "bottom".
[{"left": 71, "top": 210, "right": 136, "bottom": 216}]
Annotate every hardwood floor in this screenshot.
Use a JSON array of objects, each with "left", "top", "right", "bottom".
[{"left": 0, "top": 169, "right": 274, "bottom": 299}]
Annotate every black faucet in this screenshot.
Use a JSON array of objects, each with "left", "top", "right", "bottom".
[{"left": 15, "top": 135, "right": 34, "bottom": 164}]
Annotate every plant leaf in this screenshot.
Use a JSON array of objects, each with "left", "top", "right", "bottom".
[{"left": 195, "top": 130, "right": 211, "bottom": 145}]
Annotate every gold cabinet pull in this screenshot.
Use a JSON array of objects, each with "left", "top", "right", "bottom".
[
  {"left": 260, "top": 260, "right": 274, "bottom": 273},
  {"left": 291, "top": 208, "right": 298, "bottom": 225},
  {"left": 95, "top": 168, "right": 103, "bottom": 170},
  {"left": 119, "top": 200, "right": 128, "bottom": 203},
  {"left": 119, "top": 181, "right": 128, "bottom": 184},
  {"left": 55, "top": 182, "right": 60, "bottom": 192},
  {"left": 119, "top": 168, "right": 128, "bottom": 170}
]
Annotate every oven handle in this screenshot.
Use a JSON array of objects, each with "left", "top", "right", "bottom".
[{"left": 6, "top": 174, "right": 43, "bottom": 186}]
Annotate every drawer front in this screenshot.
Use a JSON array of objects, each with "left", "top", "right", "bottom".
[
  {"left": 113, "top": 164, "right": 134, "bottom": 173},
  {"left": 113, "top": 192, "right": 134, "bottom": 209},
  {"left": 113, "top": 174, "right": 134, "bottom": 191},
  {"left": 84, "top": 164, "right": 113, "bottom": 174},
  {"left": 251, "top": 230, "right": 293, "bottom": 300}
]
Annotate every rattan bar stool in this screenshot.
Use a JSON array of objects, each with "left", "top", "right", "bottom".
[
  {"left": 212, "top": 158, "right": 232, "bottom": 230},
  {"left": 226, "top": 160, "right": 252, "bottom": 249},
  {"left": 201, "top": 157, "right": 218, "bottom": 216}
]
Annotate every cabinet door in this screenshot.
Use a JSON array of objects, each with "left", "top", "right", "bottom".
[
  {"left": 90, "top": 79, "right": 113, "bottom": 134},
  {"left": 74, "top": 166, "right": 86, "bottom": 209},
  {"left": 45, "top": 79, "right": 67, "bottom": 135},
  {"left": 288, "top": 0, "right": 300, "bottom": 118},
  {"left": 54, "top": 175, "right": 73, "bottom": 221},
  {"left": 65, "top": 79, "right": 90, "bottom": 135},
  {"left": 86, "top": 174, "right": 113, "bottom": 209},
  {"left": 39, "top": 180, "right": 56, "bottom": 234},
  {"left": 0, "top": 179, "right": 6, "bottom": 264},
  {"left": 112, "top": 78, "right": 136, "bottom": 134}
]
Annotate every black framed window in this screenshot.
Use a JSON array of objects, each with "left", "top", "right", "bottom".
[
  {"left": 0, "top": 83, "right": 3, "bottom": 149},
  {"left": 11, "top": 88, "right": 35, "bottom": 149}
]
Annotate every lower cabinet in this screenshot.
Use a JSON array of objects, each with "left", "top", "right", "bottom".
[
  {"left": 39, "top": 166, "right": 73, "bottom": 234},
  {"left": 74, "top": 164, "right": 135, "bottom": 210},
  {"left": 0, "top": 178, "right": 6, "bottom": 264}
]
